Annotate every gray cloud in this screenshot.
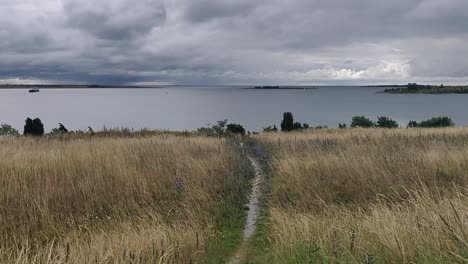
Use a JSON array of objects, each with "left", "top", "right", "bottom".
[
  {"left": 183, "top": 0, "right": 257, "bottom": 23},
  {"left": 1, "top": 0, "right": 468, "bottom": 85},
  {"left": 63, "top": 0, "right": 166, "bottom": 40}
]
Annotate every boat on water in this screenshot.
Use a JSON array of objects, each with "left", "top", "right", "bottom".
[{"left": 29, "top": 88, "right": 40, "bottom": 93}]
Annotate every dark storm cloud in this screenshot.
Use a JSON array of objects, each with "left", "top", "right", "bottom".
[{"left": 1, "top": 0, "right": 468, "bottom": 85}]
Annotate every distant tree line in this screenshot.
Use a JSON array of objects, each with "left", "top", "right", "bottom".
[
  {"left": 262, "top": 112, "right": 455, "bottom": 133},
  {"left": 0, "top": 118, "right": 78, "bottom": 137},
  {"left": 0, "top": 114, "right": 458, "bottom": 138}
]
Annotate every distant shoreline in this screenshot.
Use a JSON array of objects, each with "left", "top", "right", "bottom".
[
  {"left": 0, "top": 84, "right": 168, "bottom": 89},
  {"left": 244, "top": 86, "right": 319, "bottom": 90},
  {"left": 382, "top": 84, "right": 468, "bottom": 94}
]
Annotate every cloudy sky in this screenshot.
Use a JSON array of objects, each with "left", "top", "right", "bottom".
[{"left": 1, "top": 0, "right": 468, "bottom": 85}]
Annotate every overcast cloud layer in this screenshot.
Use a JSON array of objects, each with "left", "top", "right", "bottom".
[{"left": 1, "top": 0, "right": 468, "bottom": 85}]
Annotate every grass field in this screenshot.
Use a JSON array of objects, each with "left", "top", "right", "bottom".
[
  {"left": 3, "top": 128, "right": 468, "bottom": 263},
  {"left": 255, "top": 128, "right": 468, "bottom": 263},
  {"left": 0, "top": 134, "right": 253, "bottom": 263}
]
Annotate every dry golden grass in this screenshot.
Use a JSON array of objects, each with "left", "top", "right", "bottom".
[
  {"left": 257, "top": 128, "right": 468, "bottom": 263},
  {"left": 0, "top": 135, "right": 249, "bottom": 263}
]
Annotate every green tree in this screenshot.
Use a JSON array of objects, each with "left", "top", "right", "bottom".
[
  {"left": 376, "top": 116, "right": 399, "bottom": 128},
  {"left": 58, "top": 123, "right": 69, "bottom": 133},
  {"left": 350, "top": 116, "right": 375, "bottom": 128},
  {"left": 0, "top": 124, "right": 19, "bottom": 136},
  {"left": 24, "top": 117, "right": 44, "bottom": 136},
  {"left": 281, "top": 112, "right": 294, "bottom": 131}
]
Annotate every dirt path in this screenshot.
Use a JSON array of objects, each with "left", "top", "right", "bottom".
[{"left": 228, "top": 153, "right": 265, "bottom": 264}]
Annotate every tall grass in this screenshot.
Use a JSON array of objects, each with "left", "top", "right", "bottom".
[
  {"left": 0, "top": 135, "right": 251, "bottom": 263},
  {"left": 257, "top": 128, "right": 468, "bottom": 263}
]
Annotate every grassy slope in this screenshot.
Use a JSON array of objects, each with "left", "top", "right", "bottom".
[
  {"left": 248, "top": 128, "right": 468, "bottom": 263},
  {"left": 0, "top": 135, "right": 253, "bottom": 263}
]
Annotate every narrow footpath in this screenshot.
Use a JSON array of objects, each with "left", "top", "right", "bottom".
[{"left": 228, "top": 143, "right": 267, "bottom": 264}]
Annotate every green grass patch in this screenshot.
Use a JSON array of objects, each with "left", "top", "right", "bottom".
[{"left": 200, "top": 140, "right": 255, "bottom": 263}]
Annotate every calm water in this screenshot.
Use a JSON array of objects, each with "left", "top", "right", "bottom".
[{"left": 1, "top": 86, "right": 467, "bottom": 132}]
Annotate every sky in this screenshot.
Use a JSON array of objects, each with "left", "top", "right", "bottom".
[{"left": 1, "top": 0, "right": 468, "bottom": 86}]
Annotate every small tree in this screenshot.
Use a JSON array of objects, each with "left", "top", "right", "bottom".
[
  {"left": 0, "top": 124, "right": 19, "bottom": 136},
  {"left": 226, "top": 123, "right": 245, "bottom": 135},
  {"left": 303, "top": 123, "right": 310, "bottom": 129},
  {"left": 350, "top": 116, "right": 375, "bottom": 128},
  {"left": 58, "top": 123, "right": 69, "bottom": 133},
  {"left": 338, "top": 123, "right": 347, "bottom": 129},
  {"left": 281, "top": 112, "right": 294, "bottom": 131},
  {"left": 24, "top": 118, "right": 33, "bottom": 135},
  {"left": 24, "top": 117, "right": 44, "bottom": 136},
  {"left": 376, "top": 116, "right": 399, "bottom": 128}
]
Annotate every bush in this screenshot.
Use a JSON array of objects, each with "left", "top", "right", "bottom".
[
  {"left": 338, "top": 123, "right": 347, "bottom": 129},
  {"left": 303, "top": 123, "right": 310, "bottom": 129},
  {"left": 0, "top": 124, "right": 19, "bottom": 136},
  {"left": 376, "top": 116, "right": 399, "bottom": 128},
  {"left": 350, "top": 116, "right": 375, "bottom": 128},
  {"left": 407, "top": 120, "right": 419, "bottom": 128},
  {"left": 293, "top": 122, "right": 303, "bottom": 130},
  {"left": 226, "top": 123, "right": 245, "bottom": 135},
  {"left": 50, "top": 123, "right": 70, "bottom": 135},
  {"left": 263, "top": 125, "right": 278, "bottom": 132},
  {"left": 198, "top": 120, "right": 246, "bottom": 136},
  {"left": 281, "top": 112, "right": 294, "bottom": 132},
  {"left": 415, "top": 117, "right": 454, "bottom": 128},
  {"left": 24, "top": 118, "right": 44, "bottom": 136},
  {"left": 197, "top": 120, "right": 228, "bottom": 136}
]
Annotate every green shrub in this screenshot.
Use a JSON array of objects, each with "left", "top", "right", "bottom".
[
  {"left": 198, "top": 120, "right": 246, "bottom": 136},
  {"left": 416, "top": 117, "right": 454, "bottom": 128},
  {"left": 50, "top": 123, "right": 70, "bottom": 135},
  {"left": 407, "top": 120, "right": 419, "bottom": 128},
  {"left": 350, "top": 116, "right": 375, "bottom": 128},
  {"left": 376, "top": 116, "right": 399, "bottom": 128},
  {"left": 263, "top": 125, "right": 278, "bottom": 132},
  {"left": 293, "top": 122, "right": 303, "bottom": 130},
  {"left": 226, "top": 123, "right": 245, "bottom": 135},
  {"left": 197, "top": 120, "right": 228, "bottom": 136},
  {"left": 0, "top": 124, "right": 19, "bottom": 136}
]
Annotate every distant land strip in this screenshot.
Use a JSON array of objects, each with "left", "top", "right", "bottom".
[
  {"left": 0, "top": 84, "right": 172, "bottom": 89},
  {"left": 245, "top": 86, "right": 319, "bottom": 90},
  {"left": 368, "top": 83, "right": 468, "bottom": 94}
]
